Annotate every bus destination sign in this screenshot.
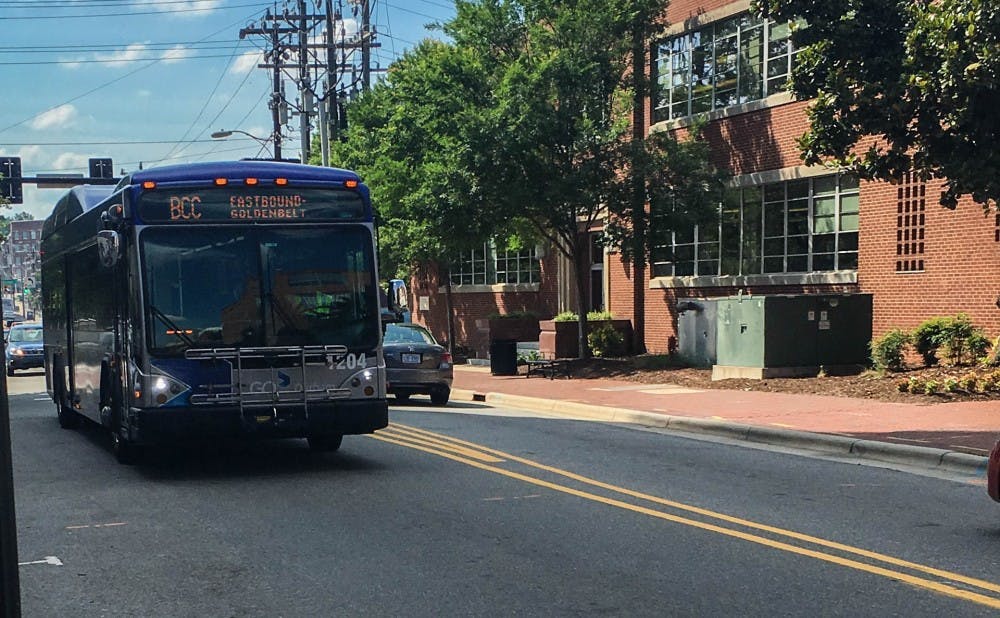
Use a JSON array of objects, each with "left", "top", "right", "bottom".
[{"left": 138, "top": 187, "right": 365, "bottom": 223}]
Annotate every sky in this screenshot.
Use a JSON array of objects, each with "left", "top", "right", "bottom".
[{"left": 0, "top": 0, "right": 456, "bottom": 220}]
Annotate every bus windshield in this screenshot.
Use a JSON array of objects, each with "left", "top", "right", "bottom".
[{"left": 141, "top": 226, "right": 378, "bottom": 355}]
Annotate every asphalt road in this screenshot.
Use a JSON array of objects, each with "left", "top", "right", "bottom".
[{"left": 8, "top": 389, "right": 1000, "bottom": 616}]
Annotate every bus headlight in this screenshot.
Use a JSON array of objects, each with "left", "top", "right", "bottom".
[{"left": 133, "top": 369, "right": 189, "bottom": 407}]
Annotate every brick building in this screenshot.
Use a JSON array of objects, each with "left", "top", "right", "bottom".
[
  {"left": 1, "top": 219, "right": 44, "bottom": 316},
  {"left": 410, "top": 0, "right": 1000, "bottom": 358}
]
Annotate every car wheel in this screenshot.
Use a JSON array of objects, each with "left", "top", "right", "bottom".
[
  {"left": 308, "top": 433, "right": 343, "bottom": 453},
  {"left": 430, "top": 388, "right": 450, "bottom": 406},
  {"left": 5, "top": 367, "right": 13, "bottom": 377},
  {"left": 57, "top": 404, "right": 81, "bottom": 430},
  {"left": 394, "top": 393, "right": 411, "bottom": 402}
]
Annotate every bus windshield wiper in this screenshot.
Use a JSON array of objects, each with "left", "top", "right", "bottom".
[{"left": 149, "top": 304, "right": 195, "bottom": 348}]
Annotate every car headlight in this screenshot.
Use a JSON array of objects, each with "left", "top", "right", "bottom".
[{"left": 10, "top": 348, "right": 23, "bottom": 357}]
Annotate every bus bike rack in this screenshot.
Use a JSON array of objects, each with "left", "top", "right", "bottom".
[{"left": 184, "top": 345, "right": 352, "bottom": 422}]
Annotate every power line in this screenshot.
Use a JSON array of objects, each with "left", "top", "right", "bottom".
[
  {"left": 0, "top": 53, "right": 254, "bottom": 66},
  {"left": 0, "top": 1, "right": 270, "bottom": 19}
]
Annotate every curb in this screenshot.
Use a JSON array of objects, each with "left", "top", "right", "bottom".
[{"left": 450, "top": 389, "right": 988, "bottom": 478}]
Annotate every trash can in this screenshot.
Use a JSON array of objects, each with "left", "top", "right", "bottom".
[{"left": 489, "top": 339, "right": 518, "bottom": 376}]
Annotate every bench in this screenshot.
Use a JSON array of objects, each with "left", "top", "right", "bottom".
[{"left": 525, "top": 358, "right": 567, "bottom": 379}]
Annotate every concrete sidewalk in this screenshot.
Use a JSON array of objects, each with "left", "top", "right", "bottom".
[{"left": 451, "top": 365, "right": 999, "bottom": 477}]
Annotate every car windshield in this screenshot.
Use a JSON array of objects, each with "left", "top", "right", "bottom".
[
  {"left": 141, "top": 226, "right": 379, "bottom": 355},
  {"left": 384, "top": 324, "right": 436, "bottom": 345},
  {"left": 9, "top": 326, "right": 41, "bottom": 343}
]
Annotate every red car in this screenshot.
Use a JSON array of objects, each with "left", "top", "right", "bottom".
[{"left": 989, "top": 440, "right": 1000, "bottom": 502}]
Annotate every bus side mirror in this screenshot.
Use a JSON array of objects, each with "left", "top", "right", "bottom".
[
  {"left": 97, "top": 230, "right": 121, "bottom": 268},
  {"left": 388, "top": 279, "right": 408, "bottom": 314}
]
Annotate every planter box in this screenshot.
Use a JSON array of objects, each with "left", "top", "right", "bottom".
[{"left": 539, "top": 319, "right": 633, "bottom": 359}]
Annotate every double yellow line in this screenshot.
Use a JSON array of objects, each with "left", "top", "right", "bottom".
[{"left": 372, "top": 423, "right": 1000, "bottom": 610}]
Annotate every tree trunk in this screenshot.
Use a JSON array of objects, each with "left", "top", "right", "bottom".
[
  {"left": 574, "top": 244, "right": 591, "bottom": 360},
  {"left": 444, "top": 266, "right": 456, "bottom": 355},
  {"left": 630, "top": 15, "right": 648, "bottom": 355}
]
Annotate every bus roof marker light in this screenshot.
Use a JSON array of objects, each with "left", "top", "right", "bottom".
[
  {"left": 275, "top": 178, "right": 288, "bottom": 186},
  {"left": 142, "top": 181, "right": 156, "bottom": 190},
  {"left": 345, "top": 179, "right": 359, "bottom": 189},
  {"left": 214, "top": 178, "right": 228, "bottom": 186},
  {"left": 245, "top": 177, "right": 259, "bottom": 186}
]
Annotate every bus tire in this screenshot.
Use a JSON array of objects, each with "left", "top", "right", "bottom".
[
  {"left": 111, "top": 428, "right": 142, "bottom": 465},
  {"left": 57, "top": 405, "right": 81, "bottom": 430},
  {"left": 308, "top": 433, "right": 343, "bottom": 453}
]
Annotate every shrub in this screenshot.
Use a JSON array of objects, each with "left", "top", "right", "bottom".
[
  {"left": 913, "top": 317, "right": 950, "bottom": 366},
  {"left": 958, "top": 373, "right": 978, "bottom": 392},
  {"left": 913, "top": 314, "right": 987, "bottom": 366},
  {"left": 896, "top": 379, "right": 910, "bottom": 393},
  {"left": 944, "top": 378, "right": 959, "bottom": 393},
  {"left": 553, "top": 310, "right": 615, "bottom": 323},
  {"left": 982, "top": 336, "right": 1000, "bottom": 367},
  {"left": 936, "top": 314, "right": 982, "bottom": 365},
  {"left": 923, "top": 380, "right": 940, "bottom": 395},
  {"left": 980, "top": 375, "right": 997, "bottom": 392},
  {"left": 967, "top": 332, "right": 992, "bottom": 364},
  {"left": 907, "top": 377, "right": 923, "bottom": 393},
  {"left": 869, "top": 329, "right": 912, "bottom": 372},
  {"left": 588, "top": 324, "right": 625, "bottom": 358}
]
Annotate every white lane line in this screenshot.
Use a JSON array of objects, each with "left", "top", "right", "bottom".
[
  {"left": 18, "top": 556, "right": 62, "bottom": 567},
  {"left": 33, "top": 397, "right": 49, "bottom": 401}
]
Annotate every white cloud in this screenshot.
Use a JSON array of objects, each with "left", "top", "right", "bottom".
[
  {"left": 50, "top": 152, "right": 90, "bottom": 171},
  {"left": 137, "top": 89, "right": 152, "bottom": 97},
  {"left": 137, "top": 0, "right": 223, "bottom": 17},
  {"left": 29, "top": 105, "right": 78, "bottom": 131},
  {"left": 161, "top": 45, "right": 191, "bottom": 64},
  {"left": 231, "top": 51, "right": 263, "bottom": 74},
  {"left": 96, "top": 43, "right": 147, "bottom": 68}
]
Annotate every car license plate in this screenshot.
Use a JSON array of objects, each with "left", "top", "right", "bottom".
[{"left": 401, "top": 353, "right": 421, "bottom": 364}]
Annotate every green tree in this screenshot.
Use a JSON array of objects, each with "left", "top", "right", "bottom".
[
  {"left": 446, "top": 0, "right": 721, "bottom": 358},
  {"left": 329, "top": 40, "right": 510, "bottom": 350},
  {"left": 756, "top": 0, "right": 1000, "bottom": 208}
]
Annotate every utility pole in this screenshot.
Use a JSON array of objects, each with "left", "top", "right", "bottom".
[
  {"left": 360, "top": 0, "right": 371, "bottom": 91},
  {"left": 269, "top": 17, "right": 284, "bottom": 161},
  {"left": 297, "top": 0, "right": 312, "bottom": 163}
]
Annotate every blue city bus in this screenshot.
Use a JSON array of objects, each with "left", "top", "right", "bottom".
[{"left": 41, "top": 161, "right": 405, "bottom": 463}]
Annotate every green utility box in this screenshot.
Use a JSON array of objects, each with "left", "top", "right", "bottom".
[{"left": 713, "top": 294, "right": 873, "bottom": 380}]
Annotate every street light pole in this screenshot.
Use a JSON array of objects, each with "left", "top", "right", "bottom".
[{"left": 210, "top": 130, "right": 275, "bottom": 159}]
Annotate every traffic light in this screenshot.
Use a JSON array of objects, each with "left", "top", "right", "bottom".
[
  {"left": 0, "top": 157, "right": 22, "bottom": 204},
  {"left": 89, "top": 157, "right": 113, "bottom": 179}
]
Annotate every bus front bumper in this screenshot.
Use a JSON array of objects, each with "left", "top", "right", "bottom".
[{"left": 127, "top": 399, "right": 389, "bottom": 445}]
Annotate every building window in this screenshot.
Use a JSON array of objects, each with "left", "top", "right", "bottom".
[
  {"left": 450, "top": 242, "right": 541, "bottom": 286},
  {"left": 494, "top": 246, "right": 540, "bottom": 284},
  {"left": 652, "top": 174, "right": 859, "bottom": 277},
  {"left": 450, "top": 244, "right": 489, "bottom": 286},
  {"left": 653, "top": 13, "right": 805, "bottom": 123}
]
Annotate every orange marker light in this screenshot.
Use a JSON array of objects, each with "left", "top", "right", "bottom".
[
  {"left": 275, "top": 178, "right": 288, "bottom": 186},
  {"left": 345, "top": 179, "right": 359, "bottom": 189},
  {"left": 142, "top": 181, "right": 156, "bottom": 189},
  {"left": 214, "top": 178, "right": 228, "bottom": 186},
  {"left": 245, "top": 177, "right": 259, "bottom": 186}
]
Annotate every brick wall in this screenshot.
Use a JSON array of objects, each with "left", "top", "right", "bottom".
[{"left": 407, "top": 255, "right": 560, "bottom": 358}]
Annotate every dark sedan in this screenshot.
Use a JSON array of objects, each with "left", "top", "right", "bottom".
[
  {"left": 6, "top": 322, "right": 43, "bottom": 376},
  {"left": 384, "top": 323, "right": 453, "bottom": 405}
]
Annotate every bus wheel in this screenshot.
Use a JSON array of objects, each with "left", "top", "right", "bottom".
[
  {"left": 111, "top": 428, "right": 142, "bottom": 465},
  {"left": 57, "top": 405, "right": 80, "bottom": 430},
  {"left": 308, "top": 433, "right": 343, "bottom": 453}
]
